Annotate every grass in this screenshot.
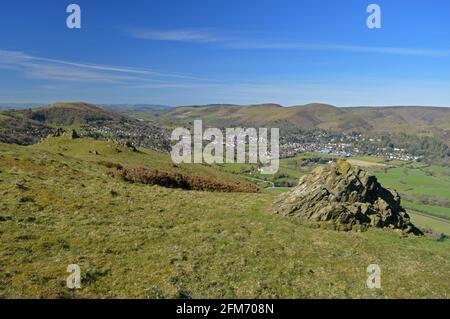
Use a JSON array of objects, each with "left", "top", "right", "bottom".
[
  {"left": 403, "top": 200, "right": 450, "bottom": 221},
  {"left": 375, "top": 167, "right": 450, "bottom": 199},
  {"left": 347, "top": 159, "right": 388, "bottom": 168},
  {"left": 33, "top": 137, "right": 254, "bottom": 185},
  {"left": 373, "top": 165, "right": 450, "bottom": 223},
  {"left": 0, "top": 139, "right": 449, "bottom": 298},
  {"left": 408, "top": 212, "right": 450, "bottom": 235}
]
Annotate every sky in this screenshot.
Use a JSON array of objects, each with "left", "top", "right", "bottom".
[{"left": 0, "top": 0, "right": 449, "bottom": 106}]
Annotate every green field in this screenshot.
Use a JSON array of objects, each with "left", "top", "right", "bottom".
[
  {"left": 1, "top": 138, "right": 449, "bottom": 298},
  {"left": 373, "top": 164, "right": 450, "bottom": 227},
  {"left": 375, "top": 166, "right": 450, "bottom": 200},
  {"left": 408, "top": 212, "right": 450, "bottom": 235}
]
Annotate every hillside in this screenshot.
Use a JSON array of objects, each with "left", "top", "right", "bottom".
[
  {"left": 2, "top": 102, "right": 448, "bottom": 165},
  {"left": 148, "top": 103, "right": 450, "bottom": 145},
  {"left": 28, "top": 102, "right": 124, "bottom": 126},
  {"left": 344, "top": 106, "right": 450, "bottom": 144},
  {"left": 0, "top": 138, "right": 449, "bottom": 298},
  {"left": 0, "top": 112, "right": 54, "bottom": 145},
  {"left": 158, "top": 103, "right": 350, "bottom": 129},
  {"left": 0, "top": 103, "right": 170, "bottom": 152}
]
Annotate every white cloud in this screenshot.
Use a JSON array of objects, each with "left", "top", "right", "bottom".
[
  {"left": 0, "top": 49, "right": 197, "bottom": 84},
  {"left": 129, "top": 28, "right": 221, "bottom": 43},
  {"left": 224, "top": 41, "right": 450, "bottom": 57},
  {"left": 127, "top": 28, "right": 450, "bottom": 57}
]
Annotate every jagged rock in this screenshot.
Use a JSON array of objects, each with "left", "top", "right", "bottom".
[
  {"left": 64, "top": 129, "right": 79, "bottom": 139},
  {"left": 272, "top": 159, "right": 423, "bottom": 235},
  {"left": 48, "top": 128, "right": 79, "bottom": 139},
  {"left": 48, "top": 127, "right": 65, "bottom": 138}
]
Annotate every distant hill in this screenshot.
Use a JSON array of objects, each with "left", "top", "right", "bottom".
[
  {"left": 28, "top": 102, "right": 124, "bottom": 126},
  {"left": 101, "top": 104, "right": 172, "bottom": 112},
  {"left": 0, "top": 102, "right": 170, "bottom": 151},
  {"left": 342, "top": 106, "right": 450, "bottom": 143},
  {"left": 151, "top": 103, "right": 450, "bottom": 145},
  {"left": 0, "top": 103, "right": 44, "bottom": 110}
]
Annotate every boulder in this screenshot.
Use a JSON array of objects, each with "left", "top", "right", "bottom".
[{"left": 272, "top": 159, "right": 422, "bottom": 235}]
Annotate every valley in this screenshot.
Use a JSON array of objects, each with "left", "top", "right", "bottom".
[
  {"left": 2, "top": 0, "right": 449, "bottom": 303},
  {"left": 0, "top": 102, "right": 449, "bottom": 299}
]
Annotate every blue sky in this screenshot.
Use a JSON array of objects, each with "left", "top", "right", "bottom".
[{"left": 0, "top": 0, "right": 449, "bottom": 106}]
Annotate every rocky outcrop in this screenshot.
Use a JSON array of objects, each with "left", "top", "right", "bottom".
[
  {"left": 272, "top": 160, "right": 422, "bottom": 235},
  {"left": 48, "top": 128, "right": 79, "bottom": 139},
  {"left": 48, "top": 127, "right": 65, "bottom": 138},
  {"left": 67, "top": 129, "right": 79, "bottom": 139}
]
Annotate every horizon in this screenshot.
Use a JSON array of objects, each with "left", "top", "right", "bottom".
[
  {"left": 1, "top": 101, "right": 450, "bottom": 109},
  {"left": 1, "top": 0, "right": 450, "bottom": 106}
]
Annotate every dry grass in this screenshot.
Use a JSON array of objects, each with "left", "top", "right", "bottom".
[{"left": 347, "top": 159, "right": 388, "bottom": 168}]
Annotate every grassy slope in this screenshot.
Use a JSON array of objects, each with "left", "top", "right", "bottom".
[
  {"left": 408, "top": 212, "right": 450, "bottom": 235},
  {"left": 0, "top": 139, "right": 449, "bottom": 298},
  {"left": 32, "top": 137, "right": 254, "bottom": 184},
  {"left": 345, "top": 106, "right": 450, "bottom": 143}
]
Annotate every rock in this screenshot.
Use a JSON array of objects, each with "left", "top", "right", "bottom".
[
  {"left": 62, "top": 129, "right": 79, "bottom": 139},
  {"left": 48, "top": 128, "right": 79, "bottom": 139},
  {"left": 48, "top": 127, "right": 65, "bottom": 137},
  {"left": 272, "top": 160, "right": 423, "bottom": 235}
]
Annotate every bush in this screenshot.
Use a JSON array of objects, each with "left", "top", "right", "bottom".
[{"left": 108, "top": 166, "right": 259, "bottom": 193}]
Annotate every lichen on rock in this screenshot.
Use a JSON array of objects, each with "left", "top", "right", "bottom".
[{"left": 272, "top": 160, "right": 423, "bottom": 235}]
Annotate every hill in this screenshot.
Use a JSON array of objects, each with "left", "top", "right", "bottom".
[
  {"left": 0, "top": 103, "right": 44, "bottom": 110},
  {"left": 100, "top": 104, "right": 172, "bottom": 113},
  {"left": 2, "top": 102, "right": 448, "bottom": 164},
  {"left": 149, "top": 103, "right": 450, "bottom": 145},
  {"left": 28, "top": 102, "right": 124, "bottom": 126},
  {"left": 0, "top": 138, "right": 449, "bottom": 298},
  {"left": 0, "top": 102, "right": 170, "bottom": 152},
  {"left": 344, "top": 106, "right": 450, "bottom": 144}
]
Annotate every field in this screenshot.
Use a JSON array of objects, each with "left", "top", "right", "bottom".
[
  {"left": 407, "top": 212, "right": 450, "bottom": 235},
  {"left": 0, "top": 138, "right": 449, "bottom": 298}
]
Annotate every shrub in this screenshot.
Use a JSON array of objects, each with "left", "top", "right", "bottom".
[{"left": 107, "top": 166, "right": 259, "bottom": 193}]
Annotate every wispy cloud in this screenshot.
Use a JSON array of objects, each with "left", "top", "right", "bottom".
[
  {"left": 128, "top": 28, "right": 450, "bottom": 57},
  {"left": 128, "top": 28, "right": 223, "bottom": 43},
  {"left": 224, "top": 41, "right": 450, "bottom": 57},
  {"left": 129, "top": 82, "right": 221, "bottom": 89},
  {"left": 0, "top": 49, "right": 198, "bottom": 84}
]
